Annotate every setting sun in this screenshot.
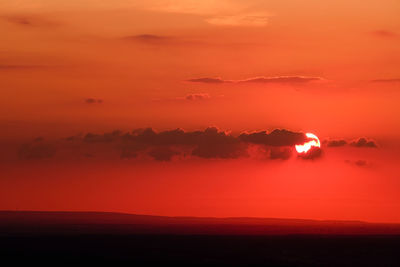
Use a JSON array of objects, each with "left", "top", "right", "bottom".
[{"left": 295, "top": 133, "right": 321, "bottom": 154}]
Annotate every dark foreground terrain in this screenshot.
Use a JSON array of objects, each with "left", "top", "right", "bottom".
[{"left": 1, "top": 211, "right": 400, "bottom": 266}]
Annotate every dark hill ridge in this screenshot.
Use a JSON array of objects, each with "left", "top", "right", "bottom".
[
  {"left": 1, "top": 211, "right": 400, "bottom": 235},
  {"left": 1, "top": 211, "right": 400, "bottom": 266}
]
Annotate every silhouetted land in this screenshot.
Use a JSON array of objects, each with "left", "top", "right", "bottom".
[{"left": 1, "top": 211, "right": 400, "bottom": 266}]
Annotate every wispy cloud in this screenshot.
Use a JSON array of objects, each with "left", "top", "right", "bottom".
[
  {"left": 85, "top": 98, "right": 103, "bottom": 104},
  {"left": 120, "top": 34, "right": 205, "bottom": 47},
  {"left": 370, "top": 30, "right": 398, "bottom": 39},
  {"left": 345, "top": 159, "right": 371, "bottom": 167},
  {"left": 187, "top": 77, "right": 227, "bottom": 83},
  {"left": 0, "top": 65, "right": 48, "bottom": 70},
  {"left": 153, "top": 93, "right": 212, "bottom": 102},
  {"left": 187, "top": 76, "right": 325, "bottom": 84},
  {"left": 143, "top": 0, "right": 270, "bottom": 27},
  {"left": 185, "top": 93, "right": 211, "bottom": 101},
  {"left": 370, "top": 78, "right": 400, "bottom": 83},
  {"left": 0, "top": 15, "right": 58, "bottom": 27},
  {"left": 122, "top": 34, "right": 172, "bottom": 43}
]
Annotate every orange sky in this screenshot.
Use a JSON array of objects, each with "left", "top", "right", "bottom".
[{"left": 0, "top": 0, "right": 400, "bottom": 222}]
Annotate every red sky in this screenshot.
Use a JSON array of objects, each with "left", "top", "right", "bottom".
[{"left": 0, "top": 0, "right": 400, "bottom": 222}]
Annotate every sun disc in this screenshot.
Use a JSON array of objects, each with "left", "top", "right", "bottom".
[{"left": 295, "top": 133, "right": 320, "bottom": 153}]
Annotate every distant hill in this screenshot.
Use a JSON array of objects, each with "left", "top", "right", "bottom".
[
  {"left": 2, "top": 211, "right": 400, "bottom": 265},
  {"left": 1, "top": 211, "right": 400, "bottom": 235}
]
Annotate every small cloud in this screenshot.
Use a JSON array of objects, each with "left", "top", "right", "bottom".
[
  {"left": 355, "top": 160, "right": 367, "bottom": 166},
  {"left": 325, "top": 137, "right": 378, "bottom": 148},
  {"left": 0, "top": 65, "right": 47, "bottom": 70},
  {"left": 121, "top": 34, "right": 173, "bottom": 45},
  {"left": 185, "top": 93, "right": 210, "bottom": 101},
  {"left": 326, "top": 139, "right": 347, "bottom": 147},
  {"left": 186, "top": 77, "right": 227, "bottom": 83},
  {"left": 4, "top": 16, "right": 32, "bottom": 26},
  {"left": 1, "top": 15, "right": 57, "bottom": 27},
  {"left": 154, "top": 93, "right": 211, "bottom": 102},
  {"left": 125, "top": 34, "right": 166, "bottom": 40},
  {"left": 85, "top": 98, "right": 103, "bottom": 104},
  {"left": 350, "top": 138, "right": 378, "bottom": 148},
  {"left": 345, "top": 159, "right": 370, "bottom": 167},
  {"left": 238, "top": 76, "right": 324, "bottom": 84},
  {"left": 370, "top": 30, "right": 398, "bottom": 39},
  {"left": 121, "top": 34, "right": 206, "bottom": 47},
  {"left": 370, "top": 78, "right": 400, "bottom": 83}
]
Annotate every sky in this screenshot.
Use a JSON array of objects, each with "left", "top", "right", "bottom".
[{"left": 0, "top": 0, "right": 400, "bottom": 222}]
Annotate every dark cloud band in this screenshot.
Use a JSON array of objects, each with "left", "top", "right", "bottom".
[
  {"left": 17, "top": 128, "right": 377, "bottom": 162},
  {"left": 18, "top": 128, "right": 313, "bottom": 161}
]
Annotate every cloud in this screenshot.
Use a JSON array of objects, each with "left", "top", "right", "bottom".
[
  {"left": 121, "top": 34, "right": 207, "bottom": 47},
  {"left": 149, "top": 146, "right": 180, "bottom": 161},
  {"left": 142, "top": 0, "right": 270, "bottom": 27},
  {"left": 85, "top": 98, "right": 103, "bottom": 104},
  {"left": 3, "top": 16, "right": 34, "bottom": 26},
  {"left": 269, "top": 147, "right": 292, "bottom": 160},
  {"left": 186, "top": 76, "right": 324, "bottom": 84},
  {"left": 370, "top": 78, "right": 400, "bottom": 83},
  {"left": 186, "top": 77, "right": 227, "bottom": 83},
  {"left": 0, "top": 65, "right": 47, "bottom": 70},
  {"left": 16, "top": 127, "right": 313, "bottom": 161},
  {"left": 0, "top": 15, "right": 57, "bottom": 27},
  {"left": 326, "top": 139, "right": 347, "bottom": 147},
  {"left": 370, "top": 30, "right": 398, "bottom": 39},
  {"left": 124, "top": 34, "right": 167, "bottom": 40},
  {"left": 122, "top": 34, "right": 172, "bottom": 44},
  {"left": 345, "top": 159, "right": 370, "bottom": 167},
  {"left": 185, "top": 93, "right": 210, "bottom": 101},
  {"left": 154, "top": 93, "right": 216, "bottom": 102},
  {"left": 126, "top": 127, "right": 247, "bottom": 159},
  {"left": 355, "top": 160, "right": 367, "bottom": 166},
  {"left": 239, "top": 129, "right": 308, "bottom": 147},
  {"left": 120, "top": 128, "right": 307, "bottom": 160},
  {"left": 350, "top": 138, "right": 378, "bottom": 148},
  {"left": 18, "top": 138, "right": 56, "bottom": 159},
  {"left": 297, "top": 147, "right": 322, "bottom": 160},
  {"left": 239, "top": 76, "right": 323, "bottom": 83},
  {"left": 14, "top": 127, "right": 381, "bottom": 162},
  {"left": 325, "top": 138, "right": 378, "bottom": 148},
  {"left": 190, "top": 127, "right": 247, "bottom": 159},
  {"left": 83, "top": 131, "right": 121, "bottom": 143}
]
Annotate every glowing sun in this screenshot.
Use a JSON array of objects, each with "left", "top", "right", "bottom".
[{"left": 295, "top": 133, "right": 321, "bottom": 153}]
